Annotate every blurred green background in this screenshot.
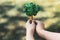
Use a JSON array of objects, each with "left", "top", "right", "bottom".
[{"left": 0, "top": 0, "right": 60, "bottom": 40}]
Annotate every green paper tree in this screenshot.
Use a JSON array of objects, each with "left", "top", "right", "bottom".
[{"left": 23, "top": 2, "right": 44, "bottom": 22}]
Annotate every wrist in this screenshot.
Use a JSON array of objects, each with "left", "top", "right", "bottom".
[
  {"left": 26, "top": 29, "right": 34, "bottom": 34},
  {"left": 26, "top": 30, "right": 34, "bottom": 35},
  {"left": 26, "top": 31, "right": 34, "bottom": 40}
]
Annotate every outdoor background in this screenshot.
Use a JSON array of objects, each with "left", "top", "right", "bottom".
[{"left": 0, "top": 0, "right": 60, "bottom": 40}]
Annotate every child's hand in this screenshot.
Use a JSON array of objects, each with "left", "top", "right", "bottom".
[
  {"left": 35, "top": 20, "right": 60, "bottom": 40},
  {"left": 26, "top": 20, "right": 35, "bottom": 34},
  {"left": 26, "top": 20, "right": 35, "bottom": 40}
]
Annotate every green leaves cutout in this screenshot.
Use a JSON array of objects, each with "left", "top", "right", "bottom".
[{"left": 23, "top": 2, "right": 40, "bottom": 16}]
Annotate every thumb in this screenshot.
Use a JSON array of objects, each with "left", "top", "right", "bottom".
[{"left": 35, "top": 20, "right": 44, "bottom": 28}]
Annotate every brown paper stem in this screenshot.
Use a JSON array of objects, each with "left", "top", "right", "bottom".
[{"left": 29, "top": 16, "right": 33, "bottom": 24}]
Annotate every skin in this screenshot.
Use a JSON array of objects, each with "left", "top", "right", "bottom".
[
  {"left": 26, "top": 20, "right": 60, "bottom": 40},
  {"left": 26, "top": 20, "right": 35, "bottom": 40}
]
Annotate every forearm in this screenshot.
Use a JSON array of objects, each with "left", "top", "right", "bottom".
[
  {"left": 37, "top": 29, "right": 60, "bottom": 40},
  {"left": 38, "top": 29, "right": 52, "bottom": 39},
  {"left": 26, "top": 30, "right": 35, "bottom": 40}
]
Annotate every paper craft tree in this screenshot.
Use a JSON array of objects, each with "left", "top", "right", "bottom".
[{"left": 23, "top": 2, "right": 44, "bottom": 23}]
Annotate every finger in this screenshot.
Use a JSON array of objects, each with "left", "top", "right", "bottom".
[
  {"left": 26, "top": 20, "right": 30, "bottom": 24},
  {"left": 26, "top": 20, "right": 35, "bottom": 24},
  {"left": 36, "top": 20, "right": 41, "bottom": 25},
  {"left": 36, "top": 20, "right": 44, "bottom": 27},
  {"left": 32, "top": 20, "right": 35, "bottom": 25}
]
